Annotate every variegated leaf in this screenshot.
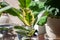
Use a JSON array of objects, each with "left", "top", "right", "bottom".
[{"left": 22, "top": 8, "right": 35, "bottom": 26}]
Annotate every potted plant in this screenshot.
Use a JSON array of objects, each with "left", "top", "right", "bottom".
[
  {"left": 0, "top": 0, "right": 45, "bottom": 40},
  {"left": 0, "top": 0, "right": 35, "bottom": 40},
  {"left": 38, "top": 0, "right": 60, "bottom": 39},
  {"left": 30, "top": 0, "right": 46, "bottom": 35}
]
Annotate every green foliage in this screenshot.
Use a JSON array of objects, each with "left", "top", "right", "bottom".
[
  {"left": 0, "top": 0, "right": 45, "bottom": 36},
  {"left": 27, "top": 29, "right": 35, "bottom": 37},
  {"left": 38, "top": 16, "right": 47, "bottom": 26},
  {"left": 16, "top": 31, "right": 28, "bottom": 36},
  {"left": 0, "top": 6, "right": 11, "bottom": 13},
  {"left": 0, "top": 0, "right": 45, "bottom": 27},
  {"left": 5, "top": 8, "right": 25, "bottom": 22},
  {"left": 29, "top": 1, "right": 45, "bottom": 18},
  {"left": 14, "top": 26, "right": 30, "bottom": 31},
  {"left": 0, "top": 2, "right": 8, "bottom": 7},
  {"left": 29, "top": 1, "right": 45, "bottom": 26},
  {"left": 23, "top": 8, "right": 35, "bottom": 26},
  {"left": 0, "top": 28, "right": 9, "bottom": 30},
  {"left": 0, "top": 2, "right": 10, "bottom": 14},
  {"left": 14, "top": 26, "right": 35, "bottom": 36},
  {"left": 45, "top": 0, "right": 60, "bottom": 8},
  {"left": 45, "top": 6, "right": 59, "bottom": 17},
  {"left": 37, "top": 10, "right": 50, "bottom": 26},
  {"left": 17, "top": 0, "right": 35, "bottom": 26},
  {"left": 5, "top": 8, "right": 21, "bottom": 16},
  {"left": 0, "top": 1, "right": 35, "bottom": 27},
  {"left": 38, "top": 6, "right": 59, "bottom": 26},
  {"left": 14, "top": 26, "right": 30, "bottom": 36},
  {"left": 18, "top": 0, "right": 31, "bottom": 8},
  {"left": 45, "top": 0, "right": 60, "bottom": 16},
  {"left": 38, "top": 0, "right": 60, "bottom": 26}
]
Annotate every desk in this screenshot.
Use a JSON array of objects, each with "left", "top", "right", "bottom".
[{"left": 38, "top": 34, "right": 44, "bottom": 40}]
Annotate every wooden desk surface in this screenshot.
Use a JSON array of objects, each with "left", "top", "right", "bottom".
[{"left": 38, "top": 34, "right": 45, "bottom": 40}]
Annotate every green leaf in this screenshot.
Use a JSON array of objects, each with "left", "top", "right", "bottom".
[
  {"left": 45, "top": 0, "right": 60, "bottom": 16},
  {"left": 0, "top": 28, "right": 9, "bottom": 30},
  {"left": 5, "top": 8, "right": 24, "bottom": 22},
  {"left": 0, "top": 2, "right": 8, "bottom": 7},
  {"left": 5, "top": 8, "right": 20, "bottom": 16},
  {"left": 18, "top": 0, "right": 31, "bottom": 8},
  {"left": 14, "top": 26, "right": 30, "bottom": 31},
  {"left": 38, "top": 1, "right": 44, "bottom": 8},
  {"left": 23, "top": 9, "right": 35, "bottom": 26},
  {"left": 16, "top": 31, "right": 28, "bottom": 36},
  {"left": 30, "top": 1, "right": 44, "bottom": 11},
  {"left": 14, "top": 26, "right": 29, "bottom": 36},
  {"left": 0, "top": 6, "right": 1, "bottom": 8},
  {"left": 29, "top": 1, "right": 44, "bottom": 18},
  {"left": 27, "top": 29, "right": 35, "bottom": 37},
  {"left": 38, "top": 16, "right": 47, "bottom": 26},
  {"left": 0, "top": 6, "right": 11, "bottom": 13},
  {"left": 14, "top": 26, "right": 35, "bottom": 36}
]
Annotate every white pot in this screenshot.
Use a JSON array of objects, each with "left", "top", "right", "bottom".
[
  {"left": 38, "top": 25, "right": 46, "bottom": 35},
  {"left": 45, "top": 17, "right": 60, "bottom": 39}
]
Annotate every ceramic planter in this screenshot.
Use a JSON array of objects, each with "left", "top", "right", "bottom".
[
  {"left": 38, "top": 25, "right": 46, "bottom": 35},
  {"left": 45, "top": 17, "right": 60, "bottom": 39}
]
